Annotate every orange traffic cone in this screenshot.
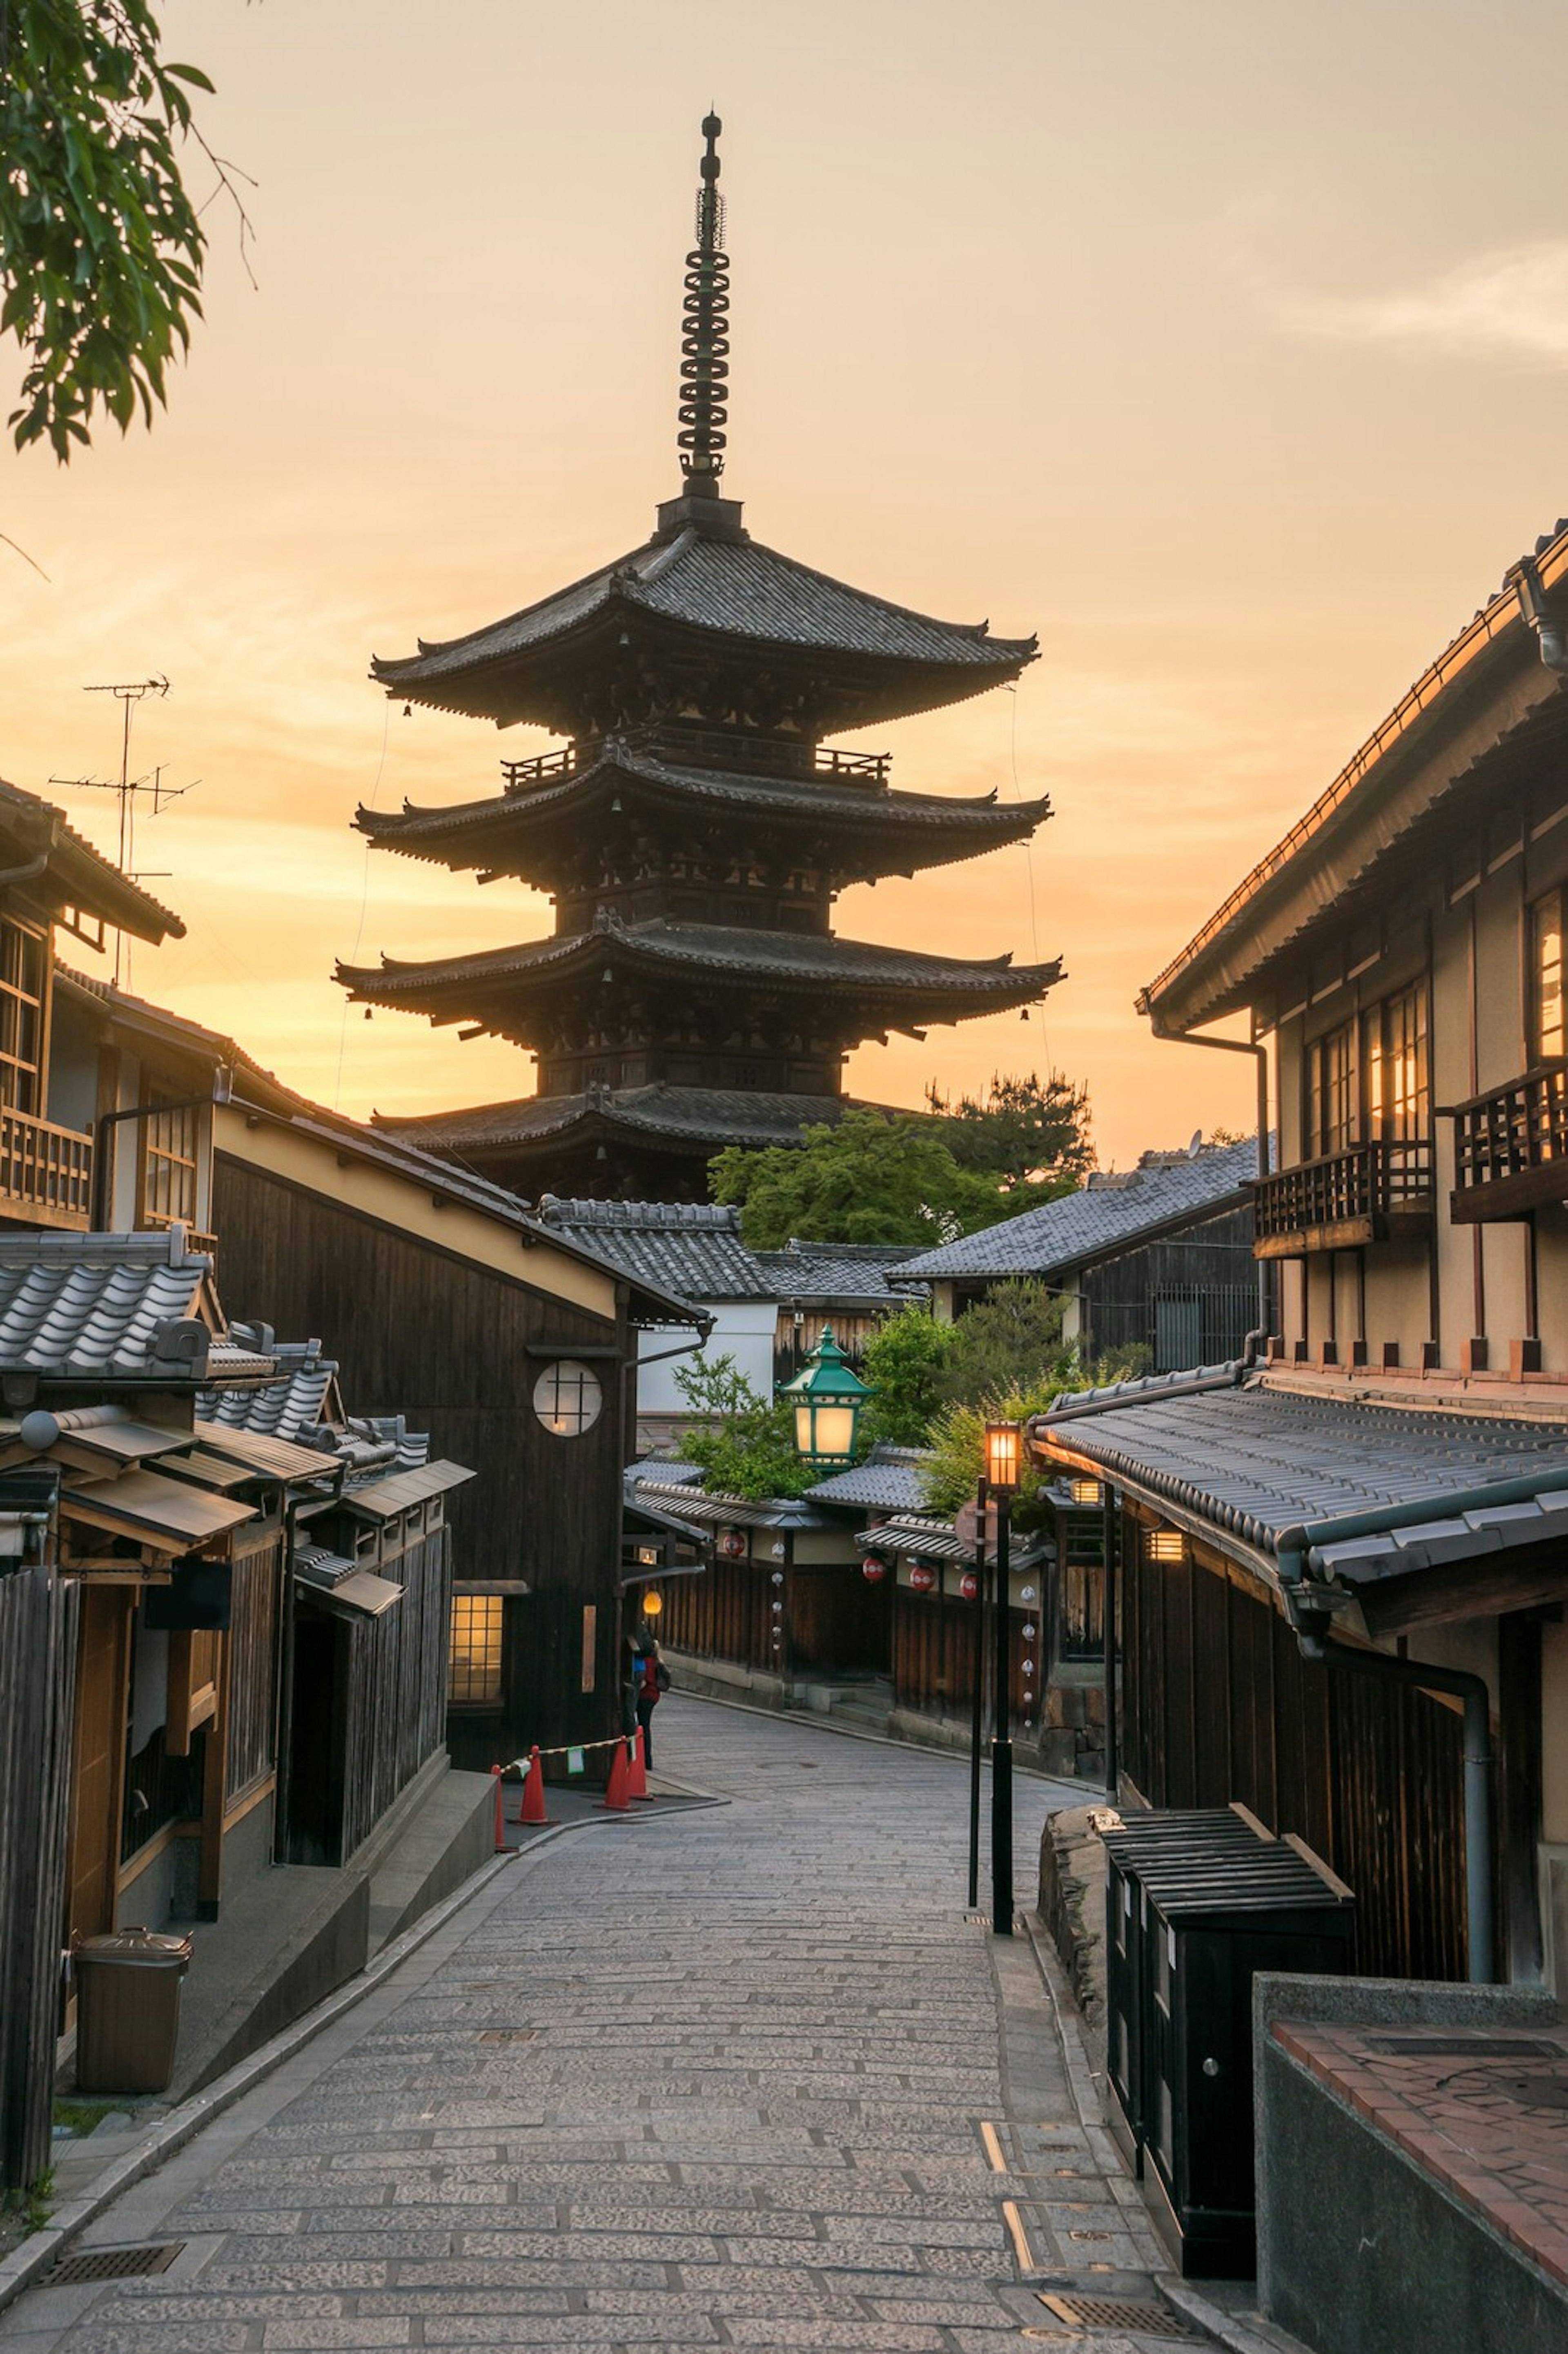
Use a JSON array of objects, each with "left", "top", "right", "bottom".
[
  {"left": 597, "top": 1735, "right": 631, "bottom": 1811},
  {"left": 519, "top": 1745, "right": 553, "bottom": 1826},
  {"left": 628, "top": 1726, "right": 655, "bottom": 1801}
]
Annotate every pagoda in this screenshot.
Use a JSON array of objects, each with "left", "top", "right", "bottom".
[{"left": 341, "top": 116, "right": 1060, "bottom": 1200}]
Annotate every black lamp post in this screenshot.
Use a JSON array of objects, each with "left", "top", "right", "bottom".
[{"left": 984, "top": 1419, "right": 1022, "bottom": 1936}]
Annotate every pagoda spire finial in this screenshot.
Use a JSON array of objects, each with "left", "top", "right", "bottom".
[{"left": 676, "top": 111, "right": 730, "bottom": 497}]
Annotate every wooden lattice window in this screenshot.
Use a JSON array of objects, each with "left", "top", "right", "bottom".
[
  {"left": 1530, "top": 888, "right": 1564, "bottom": 1064},
  {"left": 1305, "top": 1020, "right": 1356, "bottom": 1157},
  {"left": 141, "top": 1095, "right": 199, "bottom": 1227},
  {"left": 1363, "top": 981, "right": 1429, "bottom": 1144},
  {"left": 449, "top": 1594, "right": 503, "bottom": 1706},
  {"left": 0, "top": 917, "right": 46, "bottom": 1113}
]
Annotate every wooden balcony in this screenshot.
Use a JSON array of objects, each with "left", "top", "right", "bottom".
[
  {"left": 1447, "top": 1061, "right": 1568, "bottom": 1222},
  {"left": 0, "top": 1108, "right": 94, "bottom": 1230},
  {"left": 500, "top": 732, "right": 892, "bottom": 795},
  {"left": 1253, "top": 1138, "right": 1434, "bottom": 1258}
]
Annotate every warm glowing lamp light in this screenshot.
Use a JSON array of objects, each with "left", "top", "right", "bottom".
[
  {"left": 984, "top": 1419, "right": 1023, "bottom": 1492},
  {"left": 1068, "top": 1477, "right": 1102, "bottom": 1508},
  {"left": 641, "top": 1588, "right": 663, "bottom": 1616},
  {"left": 780, "top": 1325, "right": 873, "bottom": 1465}
]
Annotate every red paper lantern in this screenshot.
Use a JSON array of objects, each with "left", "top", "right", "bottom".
[
  {"left": 719, "top": 1530, "right": 747, "bottom": 1560},
  {"left": 861, "top": 1556, "right": 887, "bottom": 1583},
  {"left": 908, "top": 1563, "right": 937, "bottom": 1594},
  {"left": 959, "top": 1570, "right": 979, "bottom": 1601}
]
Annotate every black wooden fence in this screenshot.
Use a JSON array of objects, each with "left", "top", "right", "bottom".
[{"left": 0, "top": 1537, "right": 78, "bottom": 2190}]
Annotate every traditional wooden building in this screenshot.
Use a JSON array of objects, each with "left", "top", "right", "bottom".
[
  {"left": 901, "top": 1135, "right": 1262, "bottom": 1370},
  {"left": 343, "top": 117, "right": 1059, "bottom": 1198},
  {"left": 1033, "top": 519, "right": 1568, "bottom": 1991}
]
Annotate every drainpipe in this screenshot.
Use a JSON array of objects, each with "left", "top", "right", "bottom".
[
  {"left": 1270, "top": 1469, "right": 1568, "bottom": 1983},
  {"left": 1509, "top": 555, "right": 1568, "bottom": 674},
  {"left": 1142, "top": 1012, "right": 1272, "bottom": 1346}
]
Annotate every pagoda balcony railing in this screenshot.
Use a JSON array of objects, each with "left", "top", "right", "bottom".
[
  {"left": 1445, "top": 1060, "right": 1568, "bottom": 1223},
  {"left": 499, "top": 730, "right": 891, "bottom": 796},
  {"left": 1252, "top": 1137, "right": 1433, "bottom": 1258},
  {"left": 0, "top": 1108, "right": 94, "bottom": 1230}
]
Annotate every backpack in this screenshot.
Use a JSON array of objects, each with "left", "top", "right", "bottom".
[{"left": 655, "top": 1661, "right": 672, "bottom": 1694}]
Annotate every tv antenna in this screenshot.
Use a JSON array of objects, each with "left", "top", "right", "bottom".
[{"left": 52, "top": 676, "right": 192, "bottom": 985}]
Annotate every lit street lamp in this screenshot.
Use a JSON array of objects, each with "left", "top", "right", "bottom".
[
  {"left": 984, "top": 1418, "right": 1022, "bottom": 1937},
  {"left": 781, "top": 1325, "right": 873, "bottom": 1465}
]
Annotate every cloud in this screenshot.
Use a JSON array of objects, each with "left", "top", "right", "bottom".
[{"left": 1270, "top": 240, "right": 1568, "bottom": 368}]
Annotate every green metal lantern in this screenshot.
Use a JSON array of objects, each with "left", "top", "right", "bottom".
[{"left": 780, "top": 1324, "right": 873, "bottom": 1465}]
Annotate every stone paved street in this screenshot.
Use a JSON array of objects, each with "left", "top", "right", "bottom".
[{"left": 1, "top": 1702, "right": 1214, "bottom": 2354}]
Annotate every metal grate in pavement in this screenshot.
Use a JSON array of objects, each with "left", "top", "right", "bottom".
[
  {"left": 48, "top": 2244, "right": 183, "bottom": 2286},
  {"left": 474, "top": 2027, "right": 536, "bottom": 2043},
  {"left": 1037, "top": 2289, "right": 1206, "bottom": 2337}
]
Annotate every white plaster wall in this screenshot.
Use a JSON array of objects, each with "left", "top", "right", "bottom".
[{"left": 635, "top": 1300, "right": 777, "bottom": 1416}]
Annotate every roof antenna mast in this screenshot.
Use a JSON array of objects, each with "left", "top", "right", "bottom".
[{"left": 677, "top": 111, "right": 730, "bottom": 497}]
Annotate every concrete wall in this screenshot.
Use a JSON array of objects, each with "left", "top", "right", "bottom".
[{"left": 1254, "top": 1973, "right": 1566, "bottom": 2354}]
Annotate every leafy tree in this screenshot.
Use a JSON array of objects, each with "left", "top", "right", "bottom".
[
  {"left": 672, "top": 1352, "right": 819, "bottom": 1502},
  {"left": 709, "top": 1110, "right": 998, "bottom": 1249},
  {"left": 939, "top": 1278, "right": 1074, "bottom": 1407},
  {"left": 919, "top": 1334, "right": 1151, "bottom": 1527},
  {"left": 1, "top": 2, "right": 241, "bottom": 459},
  {"left": 856, "top": 1303, "right": 956, "bottom": 1449},
  {"left": 925, "top": 1070, "right": 1094, "bottom": 1200}
]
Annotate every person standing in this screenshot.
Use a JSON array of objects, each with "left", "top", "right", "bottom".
[{"left": 636, "top": 1637, "right": 668, "bottom": 1770}]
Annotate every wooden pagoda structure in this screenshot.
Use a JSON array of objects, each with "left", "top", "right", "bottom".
[{"left": 342, "top": 116, "right": 1060, "bottom": 1199}]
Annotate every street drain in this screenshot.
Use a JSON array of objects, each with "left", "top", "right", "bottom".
[
  {"left": 474, "top": 2028, "right": 536, "bottom": 2043},
  {"left": 49, "top": 2244, "right": 183, "bottom": 2287},
  {"left": 1037, "top": 2290, "right": 1205, "bottom": 2337}
]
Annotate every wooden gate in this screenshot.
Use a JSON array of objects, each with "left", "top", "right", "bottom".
[{"left": 0, "top": 1559, "right": 80, "bottom": 2189}]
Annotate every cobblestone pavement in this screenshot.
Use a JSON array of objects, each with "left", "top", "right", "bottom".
[{"left": 2, "top": 1702, "right": 1216, "bottom": 2354}]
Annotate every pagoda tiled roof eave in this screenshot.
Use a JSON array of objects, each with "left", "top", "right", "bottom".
[
  {"left": 372, "top": 1086, "right": 931, "bottom": 1156},
  {"left": 336, "top": 918, "right": 1062, "bottom": 1011},
  {"left": 369, "top": 527, "right": 1037, "bottom": 703},
  {"left": 353, "top": 751, "right": 1051, "bottom": 860}
]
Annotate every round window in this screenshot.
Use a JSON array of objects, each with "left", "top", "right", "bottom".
[{"left": 532, "top": 1359, "right": 604, "bottom": 1438}]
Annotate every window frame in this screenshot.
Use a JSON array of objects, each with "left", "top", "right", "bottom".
[
  {"left": 448, "top": 1592, "right": 505, "bottom": 1709},
  {"left": 0, "top": 914, "right": 48, "bottom": 1115},
  {"left": 1528, "top": 885, "right": 1565, "bottom": 1066}
]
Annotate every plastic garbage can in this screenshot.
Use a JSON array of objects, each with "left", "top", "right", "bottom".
[{"left": 73, "top": 1927, "right": 193, "bottom": 2095}]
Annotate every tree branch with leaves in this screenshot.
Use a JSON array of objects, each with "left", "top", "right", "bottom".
[{"left": 0, "top": 0, "right": 249, "bottom": 460}]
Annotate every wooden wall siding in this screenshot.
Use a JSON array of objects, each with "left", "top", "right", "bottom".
[
  {"left": 334, "top": 1524, "right": 452, "bottom": 1863},
  {"left": 784, "top": 1568, "right": 889, "bottom": 1674},
  {"left": 891, "top": 1594, "right": 1046, "bottom": 1725},
  {"left": 1119, "top": 1527, "right": 1466, "bottom": 1982},
  {"left": 661, "top": 1556, "right": 776, "bottom": 1672},
  {"left": 225, "top": 1540, "right": 281, "bottom": 1805},
  {"left": 213, "top": 1153, "right": 630, "bottom": 1750},
  {"left": 1081, "top": 1210, "right": 1258, "bottom": 1369},
  {"left": 0, "top": 1562, "right": 78, "bottom": 2191},
  {"left": 68, "top": 1585, "right": 131, "bottom": 1943}
]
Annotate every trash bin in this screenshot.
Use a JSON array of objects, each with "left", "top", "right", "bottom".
[{"left": 73, "top": 1927, "right": 193, "bottom": 2095}]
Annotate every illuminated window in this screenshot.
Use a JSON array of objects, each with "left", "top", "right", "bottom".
[
  {"left": 1530, "top": 889, "right": 1564, "bottom": 1064},
  {"left": 449, "top": 1594, "right": 503, "bottom": 1705},
  {"left": 1306, "top": 1021, "right": 1355, "bottom": 1157},
  {"left": 0, "top": 917, "right": 45, "bottom": 1113},
  {"left": 1363, "top": 983, "right": 1428, "bottom": 1145},
  {"left": 532, "top": 1359, "right": 604, "bottom": 1438},
  {"left": 1143, "top": 1527, "right": 1187, "bottom": 1566},
  {"left": 1068, "top": 1478, "right": 1103, "bottom": 1508},
  {"left": 141, "top": 1093, "right": 200, "bottom": 1227}
]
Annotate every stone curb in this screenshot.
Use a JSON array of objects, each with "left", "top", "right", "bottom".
[{"left": 0, "top": 1802, "right": 650, "bottom": 2318}]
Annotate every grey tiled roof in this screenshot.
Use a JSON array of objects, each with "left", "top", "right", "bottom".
[
  {"left": 198, "top": 1332, "right": 338, "bottom": 1440},
  {"left": 630, "top": 1475, "right": 831, "bottom": 1531},
  {"left": 340, "top": 914, "right": 1060, "bottom": 1008},
  {"left": 806, "top": 1445, "right": 933, "bottom": 1511},
  {"left": 378, "top": 1086, "right": 889, "bottom": 1155},
  {"left": 533, "top": 1200, "right": 773, "bottom": 1302},
  {"left": 357, "top": 740, "right": 1048, "bottom": 863},
  {"left": 758, "top": 1239, "right": 929, "bottom": 1306},
  {"left": 899, "top": 1136, "right": 1261, "bottom": 1280},
  {"left": 372, "top": 528, "right": 1036, "bottom": 686},
  {"left": 0, "top": 1230, "right": 220, "bottom": 1380},
  {"left": 1031, "top": 1377, "right": 1568, "bottom": 1583},
  {"left": 0, "top": 774, "right": 184, "bottom": 943}
]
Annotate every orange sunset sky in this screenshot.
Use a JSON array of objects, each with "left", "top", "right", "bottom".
[{"left": 5, "top": 0, "right": 1568, "bottom": 1170}]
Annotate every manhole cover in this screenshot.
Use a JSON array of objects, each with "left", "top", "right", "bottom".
[
  {"left": 1491, "top": 2070, "right": 1568, "bottom": 2109},
  {"left": 49, "top": 2244, "right": 183, "bottom": 2286},
  {"left": 1038, "top": 2290, "right": 1204, "bottom": 2337},
  {"left": 474, "top": 2028, "right": 536, "bottom": 2044}
]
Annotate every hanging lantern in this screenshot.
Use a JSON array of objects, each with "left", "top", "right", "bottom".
[
  {"left": 770, "top": 1569, "right": 784, "bottom": 1586},
  {"left": 719, "top": 1530, "right": 746, "bottom": 1560},
  {"left": 959, "top": 1570, "right": 979, "bottom": 1601},
  {"left": 862, "top": 1556, "right": 887, "bottom": 1583},
  {"left": 779, "top": 1324, "right": 873, "bottom": 1465},
  {"left": 641, "top": 1588, "right": 663, "bottom": 1618},
  {"left": 908, "top": 1563, "right": 937, "bottom": 1594},
  {"left": 1020, "top": 1583, "right": 1038, "bottom": 1604},
  {"left": 1022, "top": 1622, "right": 1037, "bottom": 1641}
]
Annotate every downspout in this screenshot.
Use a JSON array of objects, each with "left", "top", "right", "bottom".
[
  {"left": 1270, "top": 1468, "right": 1568, "bottom": 1983},
  {"left": 1141, "top": 1010, "right": 1272, "bottom": 1347},
  {"left": 1509, "top": 554, "right": 1568, "bottom": 674}
]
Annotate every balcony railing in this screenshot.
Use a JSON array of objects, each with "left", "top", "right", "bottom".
[
  {"left": 1253, "top": 1137, "right": 1433, "bottom": 1257},
  {"left": 499, "top": 731, "right": 892, "bottom": 796},
  {"left": 0, "top": 1108, "right": 94, "bottom": 1228},
  {"left": 1447, "top": 1061, "right": 1568, "bottom": 1222}
]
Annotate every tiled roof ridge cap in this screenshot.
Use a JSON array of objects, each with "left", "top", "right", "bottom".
[
  {"left": 535, "top": 1196, "right": 742, "bottom": 1232},
  {"left": 1034, "top": 1360, "right": 1250, "bottom": 1424}
]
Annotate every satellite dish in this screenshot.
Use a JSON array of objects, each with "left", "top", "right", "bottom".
[{"left": 1187, "top": 1129, "right": 1204, "bottom": 1157}]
